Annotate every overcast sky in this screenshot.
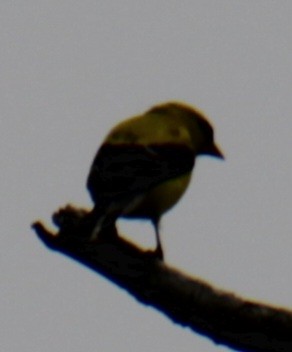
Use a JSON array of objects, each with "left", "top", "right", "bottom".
[{"left": 1, "top": 2, "right": 292, "bottom": 352}]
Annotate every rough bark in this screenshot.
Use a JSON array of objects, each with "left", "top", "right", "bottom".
[{"left": 32, "top": 205, "right": 292, "bottom": 352}]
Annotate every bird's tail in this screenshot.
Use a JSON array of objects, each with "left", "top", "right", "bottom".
[{"left": 89, "top": 205, "right": 118, "bottom": 240}]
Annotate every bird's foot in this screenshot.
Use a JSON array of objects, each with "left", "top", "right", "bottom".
[{"left": 151, "top": 246, "right": 164, "bottom": 261}]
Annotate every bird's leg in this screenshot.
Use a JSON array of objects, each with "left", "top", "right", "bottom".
[{"left": 153, "top": 218, "right": 164, "bottom": 260}]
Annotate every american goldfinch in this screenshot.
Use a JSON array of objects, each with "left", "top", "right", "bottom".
[{"left": 87, "top": 101, "right": 224, "bottom": 259}]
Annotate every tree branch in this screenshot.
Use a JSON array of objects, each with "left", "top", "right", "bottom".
[{"left": 32, "top": 205, "right": 292, "bottom": 352}]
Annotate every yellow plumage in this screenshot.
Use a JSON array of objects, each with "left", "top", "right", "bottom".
[{"left": 87, "top": 101, "right": 224, "bottom": 259}]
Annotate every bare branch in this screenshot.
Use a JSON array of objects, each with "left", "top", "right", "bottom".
[{"left": 32, "top": 205, "right": 292, "bottom": 352}]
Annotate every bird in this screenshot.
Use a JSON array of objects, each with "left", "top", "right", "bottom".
[{"left": 86, "top": 101, "right": 224, "bottom": 259}]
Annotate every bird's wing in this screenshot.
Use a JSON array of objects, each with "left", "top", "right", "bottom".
[{"left": 87, "top": 143, "right": 195, "bottom": 207}]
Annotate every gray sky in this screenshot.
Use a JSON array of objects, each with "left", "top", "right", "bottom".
[{"left": 1, "top": 2, "right": 292, "bottom": 351}]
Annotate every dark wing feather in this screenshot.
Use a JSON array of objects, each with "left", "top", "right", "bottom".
[{"left": 87, "top": 143, "right": 195, "bottom": 208}]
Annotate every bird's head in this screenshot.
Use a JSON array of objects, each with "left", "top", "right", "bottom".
[{"left": 148, "top": 101, "right": 224, "bottom": 160}]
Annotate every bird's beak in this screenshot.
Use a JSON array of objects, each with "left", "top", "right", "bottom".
[{"left": 202, "top": 143, "right": 225, "bottom": 160}]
